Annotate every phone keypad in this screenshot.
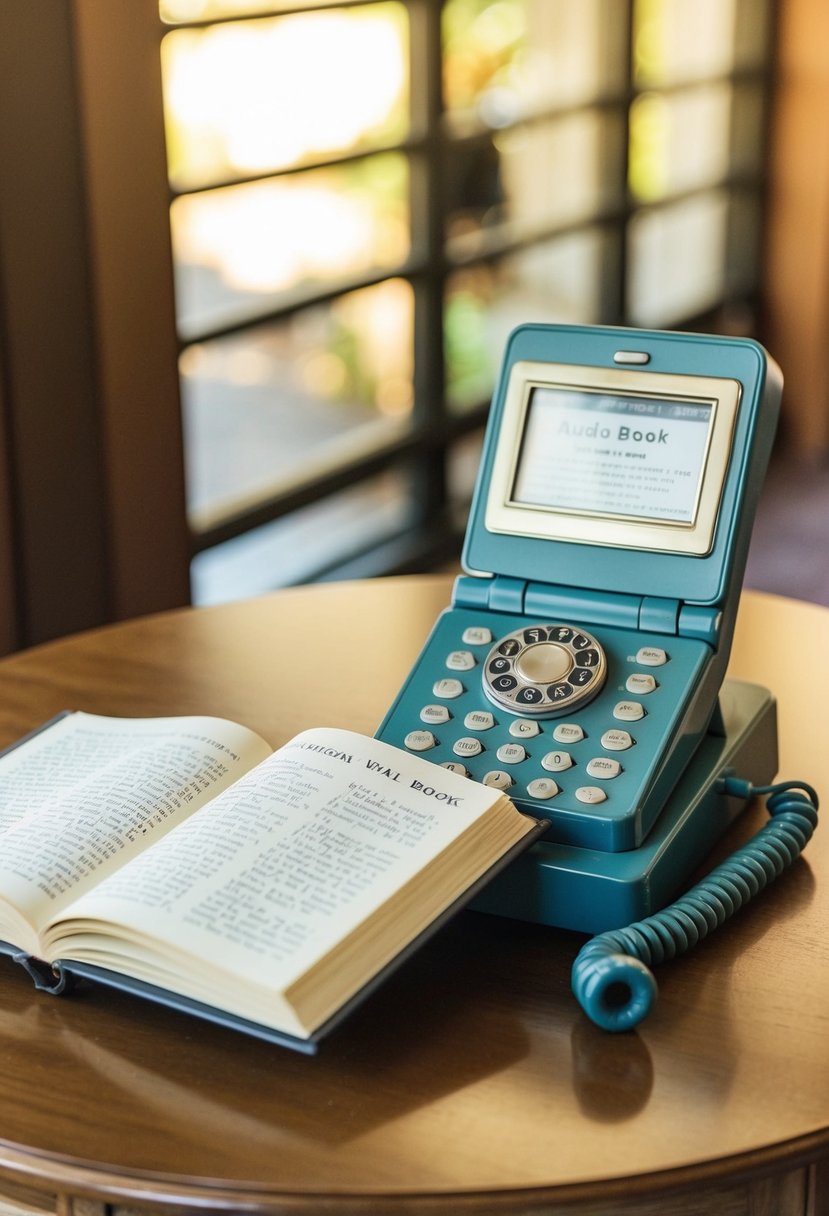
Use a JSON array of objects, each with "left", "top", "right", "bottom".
[
  {"left": 406, "top": 620, "right": 660, "bottom": 812},
  {"left": 378, "top": 607, "right": 711, "bottom": 850}
]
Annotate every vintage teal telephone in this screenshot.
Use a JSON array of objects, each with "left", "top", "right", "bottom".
[{"left": 376, "top": 323, "right": 818, "bottom": 1030}]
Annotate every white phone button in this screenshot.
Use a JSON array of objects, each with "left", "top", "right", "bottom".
[
  {"left": 421, "top": 704, "right": 451, "bottom": 725},
  {"left": 446, "top": 650, "right": 476, "bottom": 671},
  {"left": 509, "top": 718, "right": 540, "bottom": 738},
  {"left": 541, "top": 750, "right": 573, "bottom": 772},
  {"left": 636, "top": 646, "right": 668, "bottom": 666},
  {"left": 464, "top": 710, "right": 495, "bottom": 731},
  {"left": 462, "top": 626, "right": 492, "bottom": 645},
  {"left": 527, "top": 777, "right": 560, "bottom": 800},
  {"left": 575, "top": 785, "right": 608, "bottom": 804},
  {"left": 626, "top": 673, "right": 657, "bottom": 694},
  {"left": 453, "top": 736, "right": 483, "bottom": 758},
  {"left": 483, "top": 770, "right": 513, "bottom": 790},
  {"left": 601, "top": 728, "right": 633, "bottom": 751},
  {"left": 614, "top": 701, "right": 645, "bottom": 721},
  {"left": 404, "top": 730, "right": 437, "bottom": 752},
  {"left": 441, "top": 761, "right": 468, "bottom": 776},
  {"left": 433, "top": 677, "right": 464, "bottom": 699},
  {"left": 496, "top": 743, "right": 526, "bottom": 764},
  {"left": 586, "top": 757, "right": 622, "bottom": 779},
  {"left": 553, "top": 722, "right": 585, "bottom": 743}
]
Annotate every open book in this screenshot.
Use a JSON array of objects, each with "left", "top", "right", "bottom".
[{"left": 0, "top": 713, "right": 543, "bottom": 1050}]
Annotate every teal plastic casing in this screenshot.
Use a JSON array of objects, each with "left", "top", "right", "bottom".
[{"left": 376, "top": 323, "right": 782, "bottom": 932}]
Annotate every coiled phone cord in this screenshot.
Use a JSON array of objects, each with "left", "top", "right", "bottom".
[{"left": 571, "top": 778, "right": 819, "bottom": 1032}]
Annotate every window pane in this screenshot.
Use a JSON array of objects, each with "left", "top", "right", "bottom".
[
  {"left": 161, "top": 0, "right": 342, "bottom": 21},
  {"left": 161, "top": 4, "right": 408, "bottom": 191},
  {"left": 446, "top": 111, "right": 625, "bottom": 257},
  {"left": 190, "top": 470, "right": 411, "bottom": 604},
  {"left": 627, "top": 191, "right": 728, "bottom": 327},
  {"left": 172, "top": 154, "right": 410, "bottom": 338},
  {"left": 633, "top": 0, "right": 738, "bottom": 87},
  {"left": 446, "top": 230, "right": 610, "bottom": 410},
  {"left": 182, "top": 280, "right": 414, "bottom": 522},
  {"left": 629, "top": 83, "right": 732, "bottom": 203},
  {"left": 443, "top": 0, "right": 627, "bottom": 130}
]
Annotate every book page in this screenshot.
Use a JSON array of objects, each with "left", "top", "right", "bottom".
[
  {"left": 0, "top": 712, "right": 272, "bottom": 943},
  {"left": 46, "top": 728, "right": 522, "bottom": 992}
]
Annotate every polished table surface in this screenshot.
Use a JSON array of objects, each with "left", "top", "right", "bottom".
[{"left": 0, "top": 576, "right": 826, "bottom": 1216}]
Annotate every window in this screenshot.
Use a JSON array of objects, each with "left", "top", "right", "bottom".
[{"left": 158, "top": 0, "right": 774, "bottom": 604}]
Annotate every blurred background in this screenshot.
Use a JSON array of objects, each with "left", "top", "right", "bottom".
[{"left": 0, "top": 0, "right": 827, "bottom": 653}]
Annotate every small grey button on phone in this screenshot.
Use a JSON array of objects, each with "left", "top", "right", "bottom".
[
  {"left": 496, "top": 743, "right": 526, "bottom": 764},
  {"left": 601, "top": 728, "right": 633, "bottom": 751},
  {"left": 446, "top": 650, "right": 476, "bottom": 671},
  {"left": 527, "top": 777, "right": 559, "bottom": 800},
  {"left": 433, "top": 677, "right": 464, "bottom": 699},
  {"left": 575, "top": 785, "right": 607, "bottom": 804},
  {"left": 483, "top": 770, "right": 513, "bottom": 790},
  {"left": 462, "top": 626, "right": 492, "bottom": 645},
  {"left": 509, "top": 718, "right": 540, "bottom": 738},
  {"left": 586, "top": 757, "right": 622, "bottom": 779},
  {"left": 541, "top": 750, "right": 573, "bottom": 772},
  {"left": 626, "top": 673, "right": 657, "bottom": 694},
  {"left": 404, "top": 730, "right": 436, "bottom": 751},
  {"left": 553, "top": 722, "right": 585, "bottom": 743},
  {"left": 453, "top": 736, "right": 483, "bottom": 757},
  {"left": 636, "top": 646, "right": 667, "bottom": 666}
]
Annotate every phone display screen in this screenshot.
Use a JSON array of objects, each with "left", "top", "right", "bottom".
[
  {"left": 484, "top": 359, "right": 740, "bottom": 557},
  {"left": 511, "top": 387, "right": 715, "bottom": 526}
]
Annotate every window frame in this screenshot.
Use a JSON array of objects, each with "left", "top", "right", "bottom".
[
  {"left": 0, "top": 0, "right": 778, "bottom": 656},
  {"left": 162, "top": 0, "right": 776, "bottom": 592}
]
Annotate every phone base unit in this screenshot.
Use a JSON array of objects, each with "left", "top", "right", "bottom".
[
  {"left": 472, "top": 677, "right": 777, "bottom": 934},
  {"left": 376, "top": 323, "right": 788, "bottom": 945}
]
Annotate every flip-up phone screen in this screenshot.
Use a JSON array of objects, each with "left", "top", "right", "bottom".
[{"left": 485, "top": 362, "right": 741, "bottom": 559}]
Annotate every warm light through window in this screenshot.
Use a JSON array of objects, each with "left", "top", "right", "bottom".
[
  {"left": 156, "top": 0, "right": 771, "bottom": 601},
  {"left": 161, "top": 5, "right": 408, "bottom": 190},
  {"left": 171, "top": 155, "right": 409, "bottom": 336}
]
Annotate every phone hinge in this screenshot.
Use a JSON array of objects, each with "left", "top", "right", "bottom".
[
  {"left": 454, "top": 575, "right": 719, "bottom": 642},
  {"left": 524, "top": 583, "right": 642, "bottom": 629},
  {"left": 454, "top": 574, "right": 527, "bottom": 613},
  {"left": 678, "top": 604, "right": 722, "bottom": 646},
  {"left": 527, "top": 586, "right": 685, "bottom": 634}
]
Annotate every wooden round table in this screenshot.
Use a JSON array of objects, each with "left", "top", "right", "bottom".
[{"left": 0, "top": 577, "right": 825, "bottom": 1216}]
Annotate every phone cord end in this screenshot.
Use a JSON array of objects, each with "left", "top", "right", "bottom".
[{"left": 570, "top": 780, "right": 819, "bottom": 1032}]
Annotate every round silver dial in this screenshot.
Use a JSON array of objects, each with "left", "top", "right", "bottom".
[{"left": 482, "top": 624, "right": 607, "bottom": 718}]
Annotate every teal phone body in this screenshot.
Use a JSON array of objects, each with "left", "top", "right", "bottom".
[{"left": 376, "top": 324, "right": 782, "bottom": 931}]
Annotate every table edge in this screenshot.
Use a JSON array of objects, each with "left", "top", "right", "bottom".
[{"left": 0, "top": 1126, "right": 827, "bottom": 1213}]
